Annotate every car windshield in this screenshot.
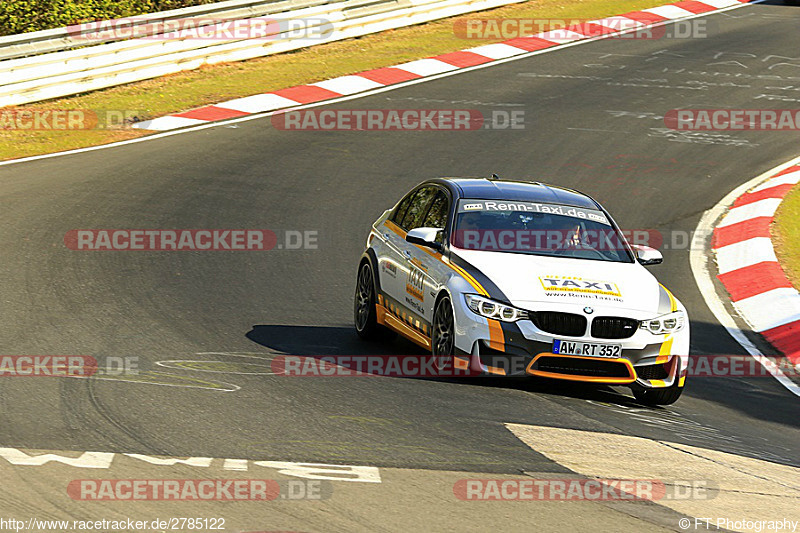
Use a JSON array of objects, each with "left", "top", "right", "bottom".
[{"left": 451, "top": 199, "right": 634, "bottom": 263}]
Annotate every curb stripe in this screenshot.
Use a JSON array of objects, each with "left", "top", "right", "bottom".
[
  {"left": 735, "top": 288, "right": 800, "bottom": 333},
  {"left": 733, "top": 184, "right": 795, "bottom": 208},
  {"left": 174, "top": 106, "right": 250, "bottom": 121},
  {"left": 762, "top": 321, "right": 800, "bottom": 359},
  {"left": 464, "top": 43, "right": 526, "bottom": 59},
  {"left": 498, "top": 37, "right": 554, "bottom": 52},
  {"left": 717, "top": 198, "right": 783, "bottom": 228},
  {"left": 717, "top": 262, "right": 793, "bottom": 301},
  {"left": 751, "top": 168, "right": 800, "bottom": 193},
  {"left": 641, "top": 5, "right": 695, "bottom": 18},
  {"left": 712, "top": 216, "right": 771, "bottom": 249},
  {"left": 435, "top": 51, "right": 494, "bottom": 68},
  {"left": 394, "top": 58, "right": 459, "bottom": 76},
  {"left": 698, "top": 0, "right": 744, "bottom": 7},
  {"left": 590, "top": 16, "right": 645, "bottom": 29},
  {"left": 569, "top": 23, "right": 610, "bottom": 37},
  {"left": 712, "top": 162, "right": 800, "bottom": 363},
  {"left": 622, "top": 11, "right": 670, "bottom": 24},
  {"left": 534, "top": 30, "right": 585, "bottom": 43},
  {"left": 673, "top": 1, "right": 719, "bottom": 14},
  {"left": 215, "top": 93, "right": 300, "bottom": 113},
  {"left": 271, "top": 85, "right": 342, "bottom": 104},
  {"left": 715, "top": 237, "right": 777, "bottom": 275},
  {"left": 357, "top": 67, "right": 422, "bottom": 84},
  {"left": 312, "top": 75, "right": 385, "bottom": 95}
]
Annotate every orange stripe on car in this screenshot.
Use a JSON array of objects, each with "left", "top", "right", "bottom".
[
  {"left": 484, "top": 365, "right": 507, "bottom": 376},
  {"left": 487, "top": 319, "right": 505, "bottom": 351},
  {"left": 376, "top": 302, "right": 431, "bottom": 350},
  {"left": 454, "top": 356, "right": 470, "bottom": 370},
  {"left": 656, "top": 337, "right": 673, "bottom": 364},
  {"left": 443, "top": 257, "right": 489, "bottom": 297},
  {"left": 384, "top": 220, "right": 489, "bottom": 297},
  {"left": 526, "top": 353, "right": 637, "bottom": 384}
]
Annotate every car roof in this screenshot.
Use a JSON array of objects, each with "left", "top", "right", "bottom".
[{"left": 432, "top": 178, "right": 601, "bottom": 210}]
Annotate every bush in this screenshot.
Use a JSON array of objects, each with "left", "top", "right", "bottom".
[{"left": 0, "top": 0, "right": 219, "bottom": 36}]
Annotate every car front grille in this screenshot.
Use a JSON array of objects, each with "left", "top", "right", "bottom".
[
  {"left": 534, "top": 356, "right": 632, "bottom": 378},
  {"left": 591, "top": 317, "right": 639, "bottom": 339},
  {"left": 531, "top": 311, "right": 587, "bottom": 337}
]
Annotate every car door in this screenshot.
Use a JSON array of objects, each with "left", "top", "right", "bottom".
[
  {"left": 375, "top": 185, "right": 437, "bottom": 312},
  {"left": 403, "top": 189, "right": 451, "bottom": 325}
]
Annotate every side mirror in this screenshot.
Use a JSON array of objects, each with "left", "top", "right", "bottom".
[
  {"left": 632, "top": 244, "right": 663, "bottom": 266},
  {"left": 406, "top": 227, "right": 442, "bottom": 250}
]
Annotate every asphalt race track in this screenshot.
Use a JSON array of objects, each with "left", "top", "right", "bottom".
[{"left": 1, "top": 2, "right": 799, "bottom": 531}]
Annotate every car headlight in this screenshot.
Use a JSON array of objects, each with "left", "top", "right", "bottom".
[
  {"left": 640, "top": 310, "right": 685, "bottom": 335},
  {"left": 464, "top": 294, "right": 529, "bottom": 322}
]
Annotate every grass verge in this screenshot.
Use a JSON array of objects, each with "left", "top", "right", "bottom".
[
  {"left": 0, "top": 0, "right": 668, "bottom": 161},
  {"left": 773, "top": 184, "right": 800, "bottom": 289}
]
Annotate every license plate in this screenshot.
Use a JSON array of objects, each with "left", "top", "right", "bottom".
[{"left": 553, "top": 339, "right": 621, "bottom": 358}]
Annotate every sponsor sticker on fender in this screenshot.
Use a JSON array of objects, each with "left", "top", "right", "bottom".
[{"left": 540, "top": 276, "right": 622, "bottom": 299}]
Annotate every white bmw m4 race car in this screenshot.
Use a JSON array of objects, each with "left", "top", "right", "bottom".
[{"left": 354, "top": 177, "right": 689, "bottom": 405}]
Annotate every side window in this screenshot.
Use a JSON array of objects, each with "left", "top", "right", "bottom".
[
  {"left": 399, "top": 186, "right": 436, "bottom": 231},
  {"left": 392, "top": 191, "right": 415, "bottom": 226},
  {"left": 422, "top": 191, "right": 449, "bottom": 230}
]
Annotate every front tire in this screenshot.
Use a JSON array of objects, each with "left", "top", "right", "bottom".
[
  {"left": 431, "top": 296, "right": 456, "bottom": 373},
  {"left": 354, "top": 261, "right": 383, "bottom": 340},
  {"left": 632, "top": 379, "right": 684, "bottom": 405}
]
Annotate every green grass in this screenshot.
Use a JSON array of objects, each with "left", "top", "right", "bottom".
[
  {"left": 773, "top": 184, "right": 800, "bottom": 289},
  {"left": 0, "top": 0, "right": 668, "bottom": 161}
]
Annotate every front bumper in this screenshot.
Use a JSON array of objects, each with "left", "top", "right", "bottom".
[{"left": 452, "top": 299, "right": 688, "bottom": 389}]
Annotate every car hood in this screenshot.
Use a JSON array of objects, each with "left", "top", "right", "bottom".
[{"left": 451, "top": 248, "right": 663, "bottom": 315}]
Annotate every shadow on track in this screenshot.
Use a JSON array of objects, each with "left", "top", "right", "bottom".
[{"left": 245, "top": 320, "right": 800, "bottom": 427}]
